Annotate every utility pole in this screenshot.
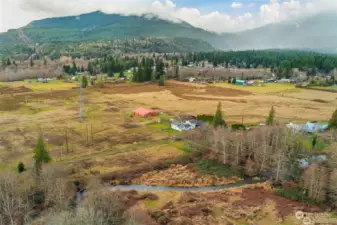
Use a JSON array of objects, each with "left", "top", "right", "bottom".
[
  {"left": 80, "top": 81, "right": 85, "bottom": 120},
  {"left": 90, "top": 124, "right": 93, "bottom": 147},
  {"left": 86, "top": 124, "right": 89, "bottom": 147},
  {"left": 65, "top": 127, "right": 69, "bottom": 154}
]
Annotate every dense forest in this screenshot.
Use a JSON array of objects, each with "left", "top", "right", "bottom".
[
  {"left": 178, "top": 50, "right": 337, "bottom": 75},
  {"left": 61, "top": 55, "right": 168, "bottom": 83},
  {"left": 0, "top": 37, "right": 214, "bottom": 60},
  {"left": 3, "top": 50, "right": 336, "bottom": 81}
]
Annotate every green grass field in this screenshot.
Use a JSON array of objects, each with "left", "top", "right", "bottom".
[
  {"left": 0, "top": 79, "right": 78, "bottom": 91},
  {"left": 310, "top": 85, "right": 337, "bottom": 91}
]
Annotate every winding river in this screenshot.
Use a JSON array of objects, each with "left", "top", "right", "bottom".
[
  {"left": 77, "top": 179, "right": 265, "bottom": 202},
  {"left": 102, "top": 179, "right": 264, "bottom": 192}
]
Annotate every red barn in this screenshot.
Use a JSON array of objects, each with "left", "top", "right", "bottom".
[{"left": 133, "top": 108, "right": 157, "bottom": 117}]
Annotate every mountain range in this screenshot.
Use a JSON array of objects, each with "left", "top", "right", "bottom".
[{"left": 0, "top": 10, "right": 336, "bottom": 57}]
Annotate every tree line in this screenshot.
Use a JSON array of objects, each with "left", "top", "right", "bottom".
[
  {"left": 177, "top": 50, "right": 337, "bottom": 77},
  {"left": 131, "top": 57, "right": 165, "bottom": 83}
]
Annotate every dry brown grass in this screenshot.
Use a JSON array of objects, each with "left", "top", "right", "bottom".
[
  {"left": 143, "top": 183, "right": 322, "bottom": 225},
  {"left": 132, "top": 164, "right": 241, "bottom": 187},
  {"left": 71, "top": 143, "right": 182, "bottom": 178},
  {"left": 113, "top": 90, "right": 334, "bottom": 123},
  {"left": 0, "top": 80, "right": 335, "bottom": 173}
]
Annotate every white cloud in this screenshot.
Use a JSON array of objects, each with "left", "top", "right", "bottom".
[
  {"left": 259, "top": 0, "right": 308, "bottom": 25},
  {"left": 0, "top": 0, "right": 337, "bottom": 33},
  {"left": 231, "top": 2, "right": 243, "bottom": 8},
  {"left": 248, "top": 3, "right": 255, "bottom": 8}
]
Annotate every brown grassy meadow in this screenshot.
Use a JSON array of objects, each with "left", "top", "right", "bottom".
[{"left": 1, "top": 78, "right": 336, "bottom": 224}]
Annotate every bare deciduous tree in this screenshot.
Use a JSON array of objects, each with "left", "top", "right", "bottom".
[
  {"left": 188, "top": 125, "right": 308, "bottom": 180},
  {"left": 302, "top": 163, "right": 329, "bottom": 203},
  {"left": 328, "top": 168, "right": 337, "bottom": 208},
  {"left": 0, "top": 172, "right": 28, "bottom": 225},
  {"left": 39, "top": 166, "right": 74, "bottom": 211}
]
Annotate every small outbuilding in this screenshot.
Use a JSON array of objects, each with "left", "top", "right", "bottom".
[
  {"left": 235, "top": 80, "right": 246, "bottom": 85},
  {"left": 305, "top": 122, "right": 328, "bottom": 133},
  {"left": 133, "top": 108, "right": 157, "bottom": 117}
]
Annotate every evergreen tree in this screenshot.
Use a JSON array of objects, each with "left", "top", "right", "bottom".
[
  {"left": 312, "top": 135, "right": 318, "bottom": 150},
  {"left": 17, "top": 162, "right": 26, "bottom": 173},
  {"left": 138, "top": 66, "right": 145, "bottom": 82},
  {"left": 158, "top": 75, "right": 165, "bottom": 86},
  {"left": 81, "top": 65, "right": 85, "bottom": 72},
  {"left": 132, "top": 67, "right": 139, "bottom": 82},
  {"left": 175, "top": 65, "right": 179, "bottom": 79},
  {"left": 6, "top": 58, "right": 11, "bottom": 65},
  {"left": 156, "top": 59, "right": 165, "bottom": 80},
  {"left": 30, "top": 58, "right": 34, "bottom": 67},
  {"left": 12, "top": 60, "right": 16, "bottom": 66},
  {"left": 119, "top": 71, "right": 125, "bottom": 78},
  {"left": 71, "top": 61, "right": 77, "bottom": 75},
  {"left": 212, "top": 102, "right": 226, "bottom": 128},
  {"left": 232, "top": 77, "right": 237, "bottom": 84},
  {"left": 107, "top": 62, "right": 114, "bottom": 77},
  {"left": 87, "top": 62, "right": 93, "bottom": 75},
  {"left": 98, "top": 76, "right": 105, "bottom": 88},
  {"left": 151, "top": 67, "right": 156, "bottom": 82},
  {"left": 266, "top": 106, "right": 275, "bottom": 126},
  {"left": 63, "top": 65, "right": 71, "bottom": 74},
  {"left": 81, "top": 76, "right": 88, "bottom": 88},
  {"left": 143, "top": 62, "right": 152, "bottom": 81},
  {"left": 44, "top": 58, "right": 47, "bottom": 66},
  {"left": 328, "top": 108, "right": 337, "bottom": 130},
  {"left": 213, "top": 60, "right": 218, "bottom": 68},
  {"left": 33, "top": 134, "right": 51, "bottom": 175}
]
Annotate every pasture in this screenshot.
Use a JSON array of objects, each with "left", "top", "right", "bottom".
[{"left": 0, "top": 78, "right": 336, "bottom": 225}]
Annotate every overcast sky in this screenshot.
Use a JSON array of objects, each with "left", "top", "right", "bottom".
[{"left": 0, "top": 0, "right": 336, "bottom": 33}]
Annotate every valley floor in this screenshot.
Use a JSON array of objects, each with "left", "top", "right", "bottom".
[{"left": 1, "top": 79, "right": 336, "bottom": 224}]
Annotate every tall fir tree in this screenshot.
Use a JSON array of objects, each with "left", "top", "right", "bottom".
[
  {"left": 328, "top": 108, "right": 337, "bottom": 129},
  {"left": 132, "top": 67, "right": 139, "bottom": 82},
  {"left": 158, "top": 75, "right": 165, "bottom": 86},
  {"left": 266, "top": 106, "right": 275, "bottom": 126},
  {"left": 6, "top": 58, "right": 11, "bottom": 65},
  {"left": 119, "top": 71, "right": 125, "bottom": 78},
  {"left": 156, "top": 59, "right": 165, "bottom": 80},
  {"left": 33, "top": 134, "right": 51, "bottom": 176},
  {"left": 71, "top": 61, "right": 77, "bottom": 75},
  {"left": 30, "top": 58, "right": 34, "bottom": 67},
  {"left": 81, "top": 76, "right": 88, "bottom": 88},
  {"left": 87, "top": 62, "right": 93, "bottom": 75},
  {"left": 175, "top": 65, "right": 179, "bottom": 78},
  {"left": 212, "top": 102, "right": 226, "bottom": 128},
  {"left": 144, "top": 62, "right": 152, "bottom": 81},
  {"left": 138, "top": 66, "right": 145, "bottom": 82},
  {"left": 107, "top": 61, "right": 114, "bottom": 77}
]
